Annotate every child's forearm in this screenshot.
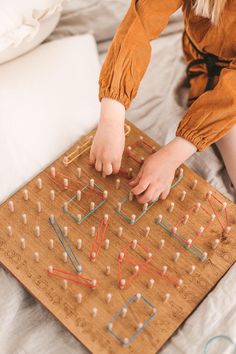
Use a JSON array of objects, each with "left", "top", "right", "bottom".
[
  {"left": 161, "top": 137, "right": 197, "bottom": 168},
  {"left": 100, "top": 98, "right": 125, "bottom": 124}
]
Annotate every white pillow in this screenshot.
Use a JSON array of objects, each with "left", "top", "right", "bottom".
[
  {"left": 0, "top": 34, "right": 100, "bottom": 202},
  {"left": 0, "top": 0, "right": 63, "bottom": 64}
]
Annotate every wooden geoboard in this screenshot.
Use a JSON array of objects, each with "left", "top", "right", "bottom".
[{"left": 0, "top": 120, "right": 235, "bottom": 354}]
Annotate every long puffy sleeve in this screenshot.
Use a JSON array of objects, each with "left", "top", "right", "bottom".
[
  {"left": 98, "top": 0, "right": 183, "bottom": 109},
  {"left": 176, "top": 66, "right": 236, "bottom": 151}
]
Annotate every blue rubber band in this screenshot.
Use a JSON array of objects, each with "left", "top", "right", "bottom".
[{"left": 204, "top": 335, "right": 236, "bottom": 354}]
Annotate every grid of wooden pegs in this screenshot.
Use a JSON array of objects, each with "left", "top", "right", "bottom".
[{"left": 0, "top": 120, "right": 236, "bottom": 354}]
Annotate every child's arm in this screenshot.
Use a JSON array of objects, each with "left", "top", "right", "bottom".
[{"left": 90, "top": 0, "right": 183, "bottom": 175}]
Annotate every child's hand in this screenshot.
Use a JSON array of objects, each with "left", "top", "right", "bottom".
[
  {"left": 90, "top": 98, "right": 125, "bottom": 175},
  {"left": 130, "top": 137, "right": 197, "bottom": 203}
]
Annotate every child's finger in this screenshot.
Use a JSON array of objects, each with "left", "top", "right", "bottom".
[
  {"left": 89, "top": 150, "right": 96, "bottom": 165},
  {"left": 160, "top": 187, "right": 170, "bottom": 200},
  {"left": 129, "top": 169, "right": 143, "bottom": 186},
  {"left": 136, "top": 184, "right": 157, "bottom": 204},
  {"left": 103, "top": 162, "right": 113, "bottom": 176},
  {"left": 131, "top": 177, "right": 149, "bottom": 195},
  {"left": 112, "top": 160, "right": 121, "bottom": 174},
  {"left": 95, "top": 160, "right": 102, "bottom": 172}
]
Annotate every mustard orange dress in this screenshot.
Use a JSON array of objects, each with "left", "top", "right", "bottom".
[{"left": 98, "top": 0, "right": 236, "bottom": 151}]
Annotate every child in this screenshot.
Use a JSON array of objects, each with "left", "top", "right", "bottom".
[{"left": 90, "top": 0, "right": 236, "bottom": 203}]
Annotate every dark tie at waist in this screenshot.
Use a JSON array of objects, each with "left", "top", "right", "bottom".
[{"left": 183, "top": 30, "right": 231, "bottom": 100}]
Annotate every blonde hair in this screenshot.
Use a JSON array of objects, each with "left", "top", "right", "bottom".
[{"left": 193, "top": 0, "right": 227, "bottom": 24}]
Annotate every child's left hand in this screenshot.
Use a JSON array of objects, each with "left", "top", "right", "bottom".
[
  {"left": 129, "top": 137, "right": 197, "bottom": 203},
  {"left": 129, "top": 148, "right": 176, "bottom": 203}
]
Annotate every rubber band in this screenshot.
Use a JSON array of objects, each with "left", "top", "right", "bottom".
[
  {"left": 63, "top": 181, "right": 107, "bottom": 224},
  {"left": 115, "top": 168, "right": 183, "bottom": 224},
  {"left": 49, "top": 216, "right": 82, "bottom": 273},
  {"left": 48, "top": 267, "right": 96, "bottom": 289},
  {"left": 107, "top": 293, "right": 156, "bottom": 346},
  {"left": 89, "top": 217, "right": 109, "bottom": 261},
  {"left": 62, "top": 124, "right": 131, "bottom": 166},
  {"left": 204, "top": 335, "right": 236, "bottom": 354}
]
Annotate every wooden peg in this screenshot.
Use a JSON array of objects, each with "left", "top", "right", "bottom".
[
  {"left": 188, "top": 265, "right": 196, "bottom": 275},
  {"left": 91, "top": 279, "right": 97, "bottom": 290},
  {"left": 63, "top": 202, "right": 68, "bottom": 212},
  {"left": 77, "top": 167, "right": 82, "bottom": 178},
  {"left": 33, "top": 252, "right": 40, "bottom": 262},
  {"left": 89, "top": 179, "right": 95, "bottom": 189},
  {"left": 119, "top": 278, "right": 126, "bottom": 289},
  {"left": 106, "top": 293, "right": 112, "bottom": 304},
  {"left": 76, "top": 293, "right": 82, "bottom": 304},
  {"left": 148, "top": 278, "right": 155, "bottom": 289},
  {"left": 8, "top": 200, "right": 15, "bottom": 213},
  {"left": 48, "top": 239, "right": 54, "bottom": 250},
  {"left": 63, "top": 252, "right": 68, "bottom": 263},
  {"left": 145, "top": 226, "right": 150, "bottom": 237},
  {"left": 194, "top": 202, "right": 201, "bottom": 212},
  {"left": 115, "top": 179, "right": 120, "bottom": 190},
  {"left": 221, "top": 202, "right": 227, "bottom": 212},
  {"left": 206, "top": 191, "right": 213, "bottom": 200},
  {"left": 62, "top": 279, "right": 68, "bottom": 290},
  {"left": 147, "top": 252, "right": 152, "bottom": 259},
  {"left": 201, "top": 252, "right": 208, "bottom": 261},
  {"left": 21, "top": 213, "right": 27, "bottom": 225},
  {"left": 36, "top": 178, "right": 43, "bottom": 189},
  {"left": 131, "top": 214, "right": 136, "bottom": 224},
  {"left": 164, "top": 293, "right": 171, "bottom": 303},
  {"left": 23, "top": 189, "right": 29, "bottom": 201},
  {"left": 104, "top": 214, "right": 109, "bottom": 224},
  {"left": 50, "top": 166, "right": 56, "bottom": 178},
  {"left": 48, "top": 265, "right": 53, "bottom": 274},
  {"left": 107, "top": 323, "right": 113, "bottom": 331},
  {"left": 77, "top": 214, "right": 82, "bottom": 223},
  {"left": 191, "top": 179, "right": 198, "bottom": 190},
  {"left": 210, "top": 214, "right": 216, "bottom": 222},
  {"left": 50, "top": 190, "right": 55, "bottom": 201},
  {"left": 176, "top": 279, "right": 183, "bottom": 288},
  {"left": 157, "top": 214, "right": 163, "bottom": 223},
  {"left": 34, "top": 225, "right": 40, "bottom": 237},
  {"left": 121, "top": 308, "right": 127, "bottom": 318},
  {"left": 183, "top": 214, "right": 189, "bottom": 224},
  {"left": 212, "top": 239, "right": 220, "bottom": 249},
  {"left": 168, "top": 202, "right": 175, "bottom": 213},
  {"left": 63, "top": 226, "right": 68, "bottom": 237},
  {"left": 158, "top": 239, "right": 165, "bottom": 249},
  {"left": 103, "top": 190, "right": 108, "bottom": 199},
  {"left": 117, "top": 202, "right": 122, "bottom": 212},
  {"left": 36, "top": 201, "right": 42, "bottom": 213},
  {"left": 20, "top": 238, "right": 26, "bottom": 250},
  {"left": 133, "top": 265, "right": 139, "bottom": 274},
  {"left": 129, "top": 191, "right": 134, "bottom": 201},
  {"left": 63, "top": 178, "right": 68, "bottom": 190},
  {"left": 197, "top": 226, "right": 205, "bottom": 236},
  {"left": 119, "top": 252, "right": 125, "bottom": 262},
  {"left": 118, "top": 226, "right": 123, "bottom": 237},
  {"left": 92, "top": 308, "right": 98, "bottom": 318},
  {"left": 162, "top": 265, "right": 168, "bottom": 275},
  {"left": 77, "top": 239, "right": 82, "bottom": 250},
  {"left": 137, "top": 322, "right": 143, "bottom": 330},
  {"left": 143, "top": 203, "right": 148, "bottom": 211},
  {"left": 223, "top": 226, "right": 231, "bottom": 238},
  {"left": 90, "top": 201, "right": 95, "bottom": 211},
  {"left": 180, "top": 191, "right": 186, "bottom": 202},
  {"left": 128, "top": 167, "right": 133, "bottom": 178},
  {"left": 49, "top": 214, "right": 55, "bottom": 224},
  {"left": 76, "top": 190, "right": 81, "bottom": 201},
  {"left": 90, "top": 226, "right": 96, "bottom": 237},
  {"left": 104, "top": 239, "right": 110, "bottom": 250},
  {"left": 135, "top": 293, "right": 141, "bottom": 302},
  {"left": 131, "top": 239, "right": 138, "bottom": 250},
  {"left": 90, "top": 252, "right": 96, "bottom": 262},
  {"left": 105, "top": 265, "right": 111, "bottom": 276},
  {"left": 174, "top": 252, "right": 180, "bottom": 263},
  {"left": 172, "top": 227, "right": 178, "bottom": 234}
]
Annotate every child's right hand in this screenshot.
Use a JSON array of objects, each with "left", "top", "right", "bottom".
[{"left": 90, "top": 98, "right": 126, "bottom": 175}]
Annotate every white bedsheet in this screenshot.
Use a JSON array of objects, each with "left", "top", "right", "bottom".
[{"left": 0, "top": 5, "right": 235, "bottom": 354}]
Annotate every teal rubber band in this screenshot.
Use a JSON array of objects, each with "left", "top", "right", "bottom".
[{"left": 204, "top": 335, "right": 236, "bottom": 354}]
